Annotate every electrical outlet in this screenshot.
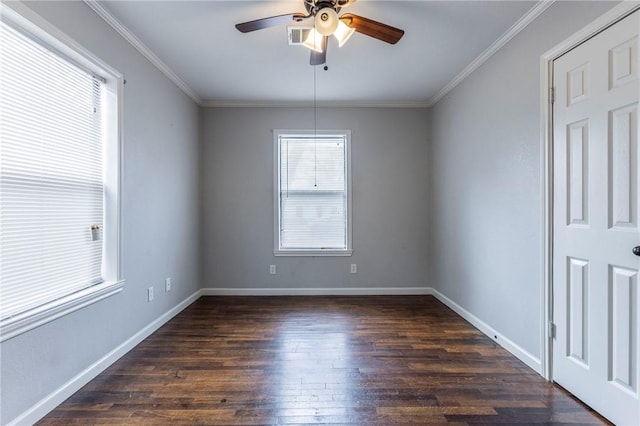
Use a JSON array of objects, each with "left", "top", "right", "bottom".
[
  {"left": 165, "top": 277, "right": 172, "bottom": 292},
  {"left": 350, "top": 264, "right": 357, "bottom": 274},
  {"left": 270, "top": 264, "right": 276, "bottom": 275},
  {"left": 147, "top": 286, "right": 154, "bottom": 302}
]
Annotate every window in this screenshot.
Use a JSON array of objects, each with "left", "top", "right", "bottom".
[
  {"left": 274, "top": 130, "right": 352, "bottom": 256},
  {"left": 0, "top": 5, "right": 123, "bottom": 341}
]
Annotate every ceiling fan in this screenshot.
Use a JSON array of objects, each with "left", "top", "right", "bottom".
[{"left": 235, "top": 0, "right": 405, "bottom": 66}]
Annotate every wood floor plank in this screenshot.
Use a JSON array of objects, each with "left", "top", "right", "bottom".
[{"left": 37, "top": 296, "right": 608, "bottom": 425}]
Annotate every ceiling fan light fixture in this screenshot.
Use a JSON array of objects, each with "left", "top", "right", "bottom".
[
  {"left": 302, "top": 28, "right": 325, "bottom": 53},
  {"left": 315, "top": 7, "right": 338, "bottom": 36},
  {"left": 333, "top": 21, "right": 355, "bottom": 47}
]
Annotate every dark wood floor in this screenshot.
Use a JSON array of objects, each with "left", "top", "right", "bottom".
[{"left": 39, "top": 296, "right": 607, "bottom": 425}]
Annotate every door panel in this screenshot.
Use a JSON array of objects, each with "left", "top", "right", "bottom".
[
  {"left": 609, "top": 104, "right": 638, "bottom": 229},
  {"left": 568, "top": 257, "right": 589, "bottom": 366},
  {"left": 568, "top": 120, "right": 589, "bottom": 226},
  {"left": 609, "top": 265, "right": 637, "bottom": 394},
  {"left": 553, "top": 10, "right": 640, "bottom": 425}
]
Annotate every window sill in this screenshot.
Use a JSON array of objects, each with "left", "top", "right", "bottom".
[
  {"left": 274, "top": 249, "right": 353, "bottom": 257},
  {"left": 0, "top": 280, "right": 125, "bottom": 342}
]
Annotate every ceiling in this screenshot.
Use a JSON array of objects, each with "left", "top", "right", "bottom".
[{"left": 97, "top": 0, "right": 540, "bottom": 106}]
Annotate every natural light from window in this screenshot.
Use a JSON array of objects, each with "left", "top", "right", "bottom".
[
  {"left": 0, "top": 9, "right": 123, "bottom": 341},
  {"left": 274, "top": 130, "right": 352, "bottom": 256}
]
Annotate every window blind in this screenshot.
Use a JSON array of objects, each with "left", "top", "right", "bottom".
[
  {"left": 0, "top": 21, "right": 104, "bottom": 321},
  {"left": 278, "top": 135, "right": 347, "bottom": 250}
]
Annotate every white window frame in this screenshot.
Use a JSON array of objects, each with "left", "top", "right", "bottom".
[
  {"left": 273, "top": 129, "right": 353, "bottom": 257},
  {"left": 0, "top": 2, "right": 124, "bottom": 342}
]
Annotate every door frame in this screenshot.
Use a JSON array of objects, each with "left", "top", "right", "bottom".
[{"left": 539, "top": 1, "right": 640, "bottom": 381}]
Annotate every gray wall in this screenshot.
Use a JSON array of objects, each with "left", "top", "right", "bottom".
[
  {"left": 428, "top": 1, "right": 620, "bottom": 360},
  {"left": 0, "top": 2, "right": 201, "bottom": 423},
  {"left": 201, "top": 107, "right": 430, "bottom": 290}
]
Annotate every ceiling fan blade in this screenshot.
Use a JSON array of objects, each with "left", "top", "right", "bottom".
[
  {"left": 236, "top": 13, "right": 306, "bottom": 33},
  {"left": 310, "top": 36, "right": 328, "bottom": 66},
  {"left": 340, "top": 13, "right": 404, "bottom": 44}
]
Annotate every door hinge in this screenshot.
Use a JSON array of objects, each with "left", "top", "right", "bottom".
[
  {"left": 548, "top": 321, "right": 556, "bottom": 339},
  {"left": 550, "top": 87, "right": 555, "bottom": 104}
]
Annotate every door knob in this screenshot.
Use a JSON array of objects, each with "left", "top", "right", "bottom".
[{"left": 633, "top": 246, "right": 640, "bottom": 256}]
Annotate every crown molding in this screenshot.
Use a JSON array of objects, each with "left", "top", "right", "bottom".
[
  {"left": 426, "top": 0, "right": 556, "bottom": 107},
  {"left": 84, "top": 0, "right": 202, "bottom": 105},
  {"left": 200, "top": 100, "right": 430, "bottom": 108}
]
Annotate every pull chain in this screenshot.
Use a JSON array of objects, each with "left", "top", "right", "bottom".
[{"left": 313, "top": 27, "right": 318, "bottom": 188}]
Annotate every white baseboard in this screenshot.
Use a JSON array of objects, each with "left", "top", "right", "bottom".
[
  {"left": 430, "top": 288, "right": 542, "bottom": 375},
  {"left": 201, "top": 286, "right": 434, "bottom": 296},
  {"left": 8, "top": 289, "right": 203, "bottom": 426}
]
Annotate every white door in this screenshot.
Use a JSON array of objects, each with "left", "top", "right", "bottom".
[{"left": 552, "top": 10, "right": 640, "bottom": 425}]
